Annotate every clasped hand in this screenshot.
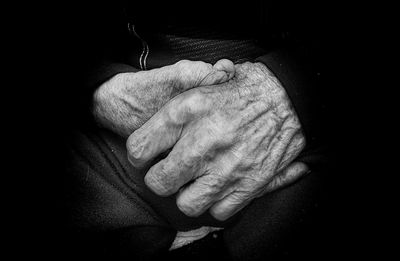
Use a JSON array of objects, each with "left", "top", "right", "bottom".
[{"left": 123, "top": 61, "right": 308, "bottom": 221}]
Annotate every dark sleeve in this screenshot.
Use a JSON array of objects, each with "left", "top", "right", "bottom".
[
  {"left": 59, "top": 129, "right": 177, "bottom": 259},
  {"left": 255, "top": 48, "right": 327, "bottom": 163}
]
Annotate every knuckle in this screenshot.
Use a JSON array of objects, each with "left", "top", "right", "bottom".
[
  {"left": 183, "top": 150, "right": 203, "bottom": 172},
  {"left": 199, "top": 171, "right": 227, "bottom": 191},
  {"left": 176, "top": 59, "right": 190, "bottom": 65},
  {"left": 268, "top": 176, "right": 282, "bottom": 189},
  {"left": 184, "top": 90, "right": 205, "bottom": 111},
  {"left": 175, "top": 59, "right": 192, "bottom": 70},
  {"left": 166, "top": 90, "right": 205, "bottom": 124},
  {"left": 184, "top": 92, "right": 206, "bottom": 118},
  {"left": 176, "top": 60, "right": 210, "bottom": 80},
  {"left": 174, "top": 60, "right": 193, "bottom": 81},
  {"left": 238, "top": 179, "right": 260, "bottom": 195},
  {"left": 165, "top": 102, "right": 184, "bottom": 124}
]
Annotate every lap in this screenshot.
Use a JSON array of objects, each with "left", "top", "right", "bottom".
[
  {"left": 64, "top": 127, "right": 233, "bottom": 230},
  {"left": 63, "top": 126, "right": 325, "bottom": 259}
]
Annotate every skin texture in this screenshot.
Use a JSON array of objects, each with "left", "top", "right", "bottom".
[
  {"left": 93, "top": 59, "right": 235, "bottom": 137},
  {"left": 127, "top": 62, "right": 307, "bottom": 221}
]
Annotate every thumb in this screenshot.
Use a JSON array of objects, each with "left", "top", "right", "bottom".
[
  {"left": 198, "top": 59, "right": 235, "bottom": 86},
  {"left": 203, "top": 59, "right": 235, "bottom": 85}
]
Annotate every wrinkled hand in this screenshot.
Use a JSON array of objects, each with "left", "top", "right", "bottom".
[
  {"left": 93, "top": 59, "right": 235, "bottom": 137},
  {"left": 127, "top": 62, "right": 308, "bottom": 221}
]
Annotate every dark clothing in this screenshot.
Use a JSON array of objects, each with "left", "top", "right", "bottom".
[
  {"left": 63, "top": 126, "right": 326, "bottom": 260},
  {"left": 50, "top": 0, "right": 331, "bottom": 259},
  {"left": 64, "top": 0, "right": 327, "bottom": 150}
]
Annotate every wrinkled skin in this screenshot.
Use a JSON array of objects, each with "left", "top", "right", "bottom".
[
  {"left": 93, "top": 59, "right": 235, "bottom": 137},
  {"left": 127, "top": 62, "right": 308, "bottom": 221}
]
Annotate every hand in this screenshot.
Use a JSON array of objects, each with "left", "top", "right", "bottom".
[
  {"left": 92, "top": 59, "right": 235, "bottom": 137},
  {"left": 127, "top": 62, "right": 308, "bottom": 221}
]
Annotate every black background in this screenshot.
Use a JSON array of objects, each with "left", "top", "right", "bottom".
[{"left": 8, "top": 0, "right": 383, "bottom": 259}]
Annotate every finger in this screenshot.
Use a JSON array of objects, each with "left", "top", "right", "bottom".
[
  {"left": 211, "top": 59, "right": 235, "bottom": 82},
  {"left": 209, "top": 190, "right": 253, "bottom": 221},
  {"left": 275, "top": 132, "right": 306, "bottom": 172},
  {"left": 209, "top": 162, "right": 309, "bottom": 221},
  {"left": 126, "top": 108, "right": 182, "bottom": 168},
  {"left": 176, "top": 154, "right": 238, "bottom": 217},
  {"left": 263, "top": 161, "right": 309, "bottom": 194},
  {"left": 257, "top": 122, "right": 301, "bottom": 179},
  {"left": 127, "top": 91, "right": 208, "bottom": 168},
  {"left": 144, "top": 126, "right": 214, "bottom": 196},
  {"left": 192, "top": 59, "right": 235, "bottom": 86},
  {"left": 177, "top": 59, "right": 235, "bottom": 90}
]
